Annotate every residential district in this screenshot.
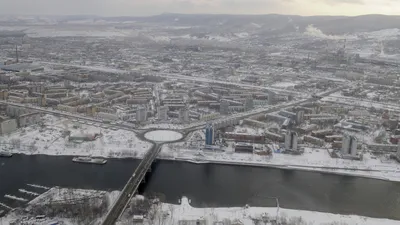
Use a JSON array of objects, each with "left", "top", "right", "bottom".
[{"left": 1, "top": 14, "right": 400, "bottom": 225}]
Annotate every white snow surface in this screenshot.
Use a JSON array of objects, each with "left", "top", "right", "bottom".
[
  {"left": 3, "top": 188, "right": 398, "bottom": 225},
  {"left": 118, "top": 196, "right": 400, "bottom": 225},
  {"left": 1, "top": 114, "right": 151, "bottom": 158},
  {"left": 144, "top": 130, "right": 183, "bottom": 142}
]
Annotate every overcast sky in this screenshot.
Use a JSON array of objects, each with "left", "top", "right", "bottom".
[{"left": 0, "top": 0, "right": 399, "bottom": 16}]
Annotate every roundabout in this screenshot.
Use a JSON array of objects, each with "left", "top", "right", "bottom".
[{"left": 144, "top": 130, "right": 183, "bottom": 142}]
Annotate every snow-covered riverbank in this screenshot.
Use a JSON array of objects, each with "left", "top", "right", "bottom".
[
  {"left": 1, "top": 188, "right": 399, "bottom": 225},
  {"left": 160, "top": 143, "right": 400, "bottom": 182}
]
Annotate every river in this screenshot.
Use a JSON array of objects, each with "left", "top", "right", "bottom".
[{"left": 1, "top": 155, "right": 400, "bottom": 220}]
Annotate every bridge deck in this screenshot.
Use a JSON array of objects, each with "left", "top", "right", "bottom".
[{"left": 101, "top": 144, "right": 160, "bottom": 225}]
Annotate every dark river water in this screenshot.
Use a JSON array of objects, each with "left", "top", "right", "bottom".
[{"left": 1, "top": 154, "right": 400, "bottom": 220}]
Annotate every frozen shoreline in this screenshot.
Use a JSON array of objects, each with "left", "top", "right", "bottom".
[
  {"left": 161, "top": 156, "right": 400, "bottom": 182},
  {"left": 2, "top": 188, "right": 399, "bottom": 225}
]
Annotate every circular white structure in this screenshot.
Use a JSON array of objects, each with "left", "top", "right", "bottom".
[{"left": 144, "top": 130, "right": 183, "bottom": 142}]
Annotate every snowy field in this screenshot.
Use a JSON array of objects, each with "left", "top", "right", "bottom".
[
  {"left": 160, "top": 144, "right": 400, "bottom": 182},
  {"left": 120, "top": 196, "right": 400, "bottom": 225},
  {"left": 144, "top": 130, "right": 183, "bottom": 142},
  {"left": 2, "top": 188, "right": 399, "bottom": 225},
  {"left": 0, "top": 115, "right": 151, "bottom": 158}
]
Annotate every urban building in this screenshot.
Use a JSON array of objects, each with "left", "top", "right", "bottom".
[
  {"left": 220, "top": 100, "right": 230, "bottom": 115},
  {"left": 265, "top": 131, "right": 285, "bottom": 142},
  {"left": 295, "top": 110, "right": 304, "bottom": 124},
  {"left": 397, "top": 142, "right": 400, "bottom": 160},
  {"left": 244, "top": 97, "right": 254, "bottom": 111},
  {"left": 136, "top": 107, "right": 147, "bottom": 123},
  {"left": 205, "top": 124, "right": 214, "bottom": 145},
  {"left": 6, "top": 105, "right": 29, "bottom": 117},
  {"left": 268, "top": 91, "right": 276, "bottom": 105},
  {"left": 342, "top": 135, "right": 358, "bottom": 156},
  {"left": 158, "top": 106, "right": 168, "bottom": 121},
  {"left": 97, "top": 112, "right": 119, "bottom": 121},
  {"left": 303, "top": 135, "right": 325, "bottom": 146},
  {"left": 224, "top": 132, "right": 265, "bottom": 143},
  {"left": 284, "top": 131, "right": 298, "bottom": 151},
  {"left": 179, "top": 108, "right": 190, "bottom": 123},
  {"left": 234, "top": 142, "right": 254, "bottom": 153}
]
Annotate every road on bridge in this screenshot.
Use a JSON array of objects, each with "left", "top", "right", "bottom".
[{"left": 101, "top": 142, "right": 161, "bottom": 225}]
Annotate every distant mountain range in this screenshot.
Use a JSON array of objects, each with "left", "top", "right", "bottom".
[
  {"left": 3, "top": 13, "right": 400, "bottom": 34},
  {"left": 87, "top": 13, "right": 400, "bottom": 34}
]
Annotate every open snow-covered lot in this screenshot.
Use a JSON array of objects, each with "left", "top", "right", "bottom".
[
  {"left": 123, "top": 196, "right": 400, "bottom": 225},
  {"left": 0, "top": 115, "right": 151, "bottom": 158}
]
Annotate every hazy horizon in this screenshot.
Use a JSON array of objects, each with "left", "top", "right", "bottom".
[{"left": 0, "top": 0, "right": 399, "bottom": 17}]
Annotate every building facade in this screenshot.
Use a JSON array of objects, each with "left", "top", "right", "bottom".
[
  {"left": 220, "top": 100, "right": 230, "bottom": 115},
  {"left": 284, "top": 131, "right": 298, "bottom": 151},
  {"left": 205, "top": 124, "right": 214, "bottom": 145},
  {"left": 136, "top": 107, "right": 147, "bottom": 123},
  {"left": 158, "top": 106, "right": 168, "bottom": 121}
]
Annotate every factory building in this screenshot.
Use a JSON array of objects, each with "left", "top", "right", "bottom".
[
  {"left": 342, "top": 135, "right": 358, "bottom": 156},
  {"left": 284, "top": 131, "right": 298, "bottom": 151},
  {"left": 158, "top": 106, "right": 168, "bottom": 121},
  {"left": 205, "top": 124, "right": 215, "bottom": 145},
  {"left": 136, "top": 107, "right": 147, "bottom": 123}
]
